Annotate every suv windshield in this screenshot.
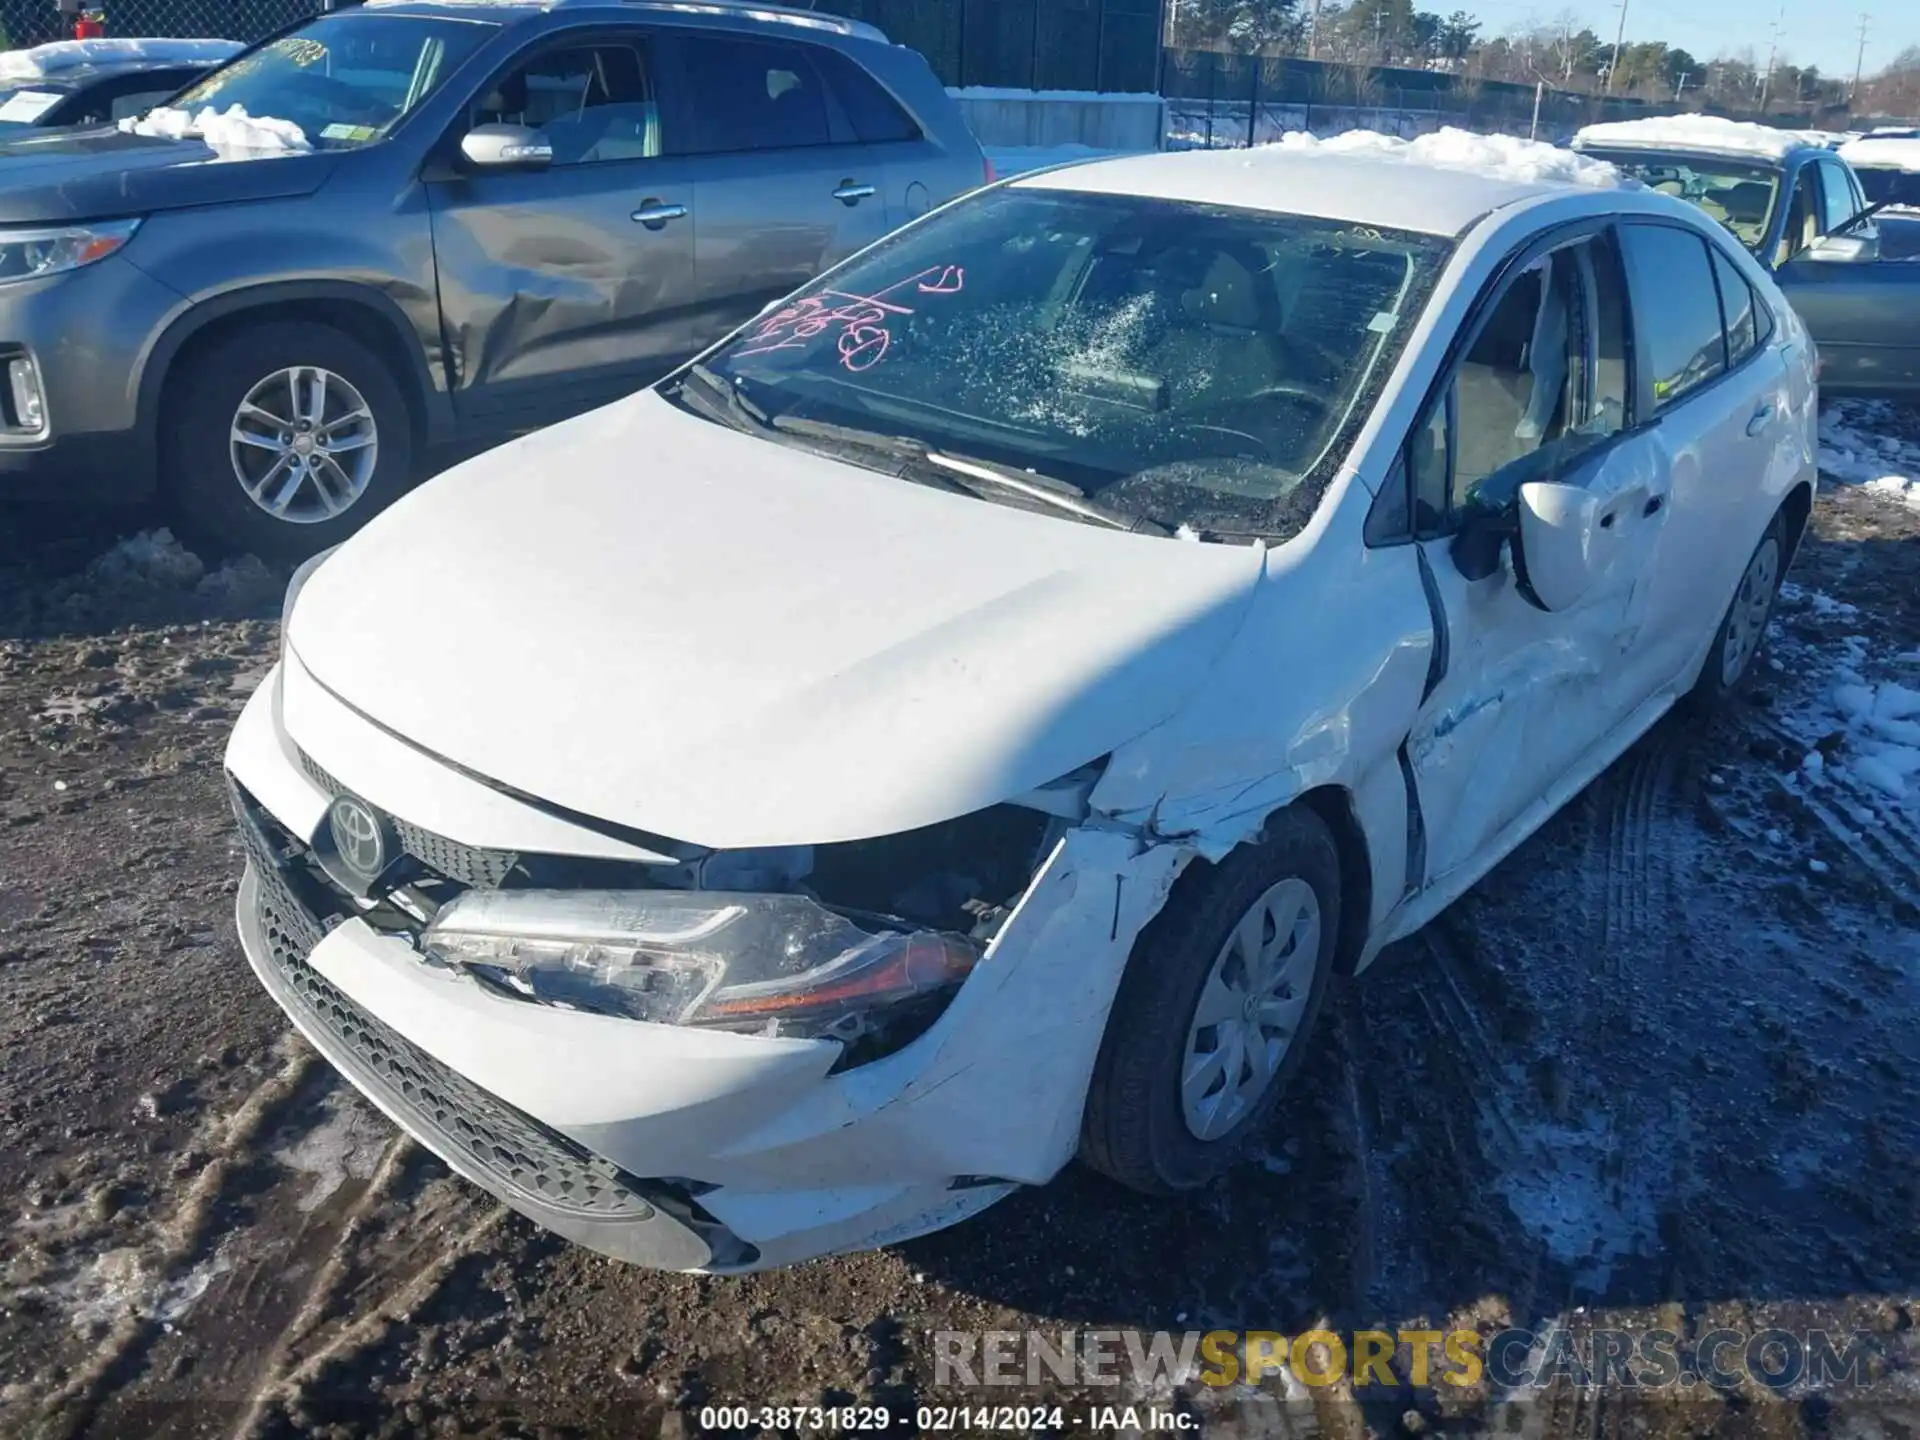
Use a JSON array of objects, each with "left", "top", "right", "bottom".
[
  {"left": 684, "top": 186, "right": 1451, "bottom": 539},
  {"left": 166, "top": 12, "right": 495, "bottom": 148},
  {"left": 1581, "top": 149, "right": 1780, "bottom": 251}
]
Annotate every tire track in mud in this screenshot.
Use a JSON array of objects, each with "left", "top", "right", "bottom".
[{"left": 30, "top": 1036, "right": 317, "bottom": 1440}]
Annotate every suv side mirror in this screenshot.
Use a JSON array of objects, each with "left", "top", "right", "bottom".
[
  {"left": 460, "top": 123, "right": 552, "bottom": 171},
  {"left": 1806, "top": 230, "right": 1877, "bottom": 264}
]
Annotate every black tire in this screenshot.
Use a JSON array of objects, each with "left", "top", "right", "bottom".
[
  {"left": 161, "top": 320, "right": 413, "bottom": 563},
  {"left": 1080, "top": 806, "right": 1341, "bottom": 1195},
  {"left": 1688, "top": 512, "right": 1786, "bottom": 712}
]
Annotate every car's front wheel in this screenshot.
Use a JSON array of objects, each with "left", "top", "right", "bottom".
[
  {"left": 1080, "top": 806, "right": 1340, "bottom": 1195},
  {"left": 163, "top": 320, "right": 413, "bottom": 562}
]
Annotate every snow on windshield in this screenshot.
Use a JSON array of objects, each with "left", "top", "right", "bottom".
[
  {"left": 118, "top": 103, "right": 309, "bottom": 154},
  {"left": 1273, "top": 126, "right": 1627, "bottom": 189},
  {"left": 0, "top": 38, "right": 241, "bottom": 80},
  {"left": 1574, "top": 114, "right": 1805, "bottom": 161},
  {"left": 1839, "top": 136, "right": 1920, "bottom": 175}
]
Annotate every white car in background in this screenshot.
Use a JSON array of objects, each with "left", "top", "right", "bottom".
[{"left": 226, "top": 132, "right": 1817, "bottom": 1272}]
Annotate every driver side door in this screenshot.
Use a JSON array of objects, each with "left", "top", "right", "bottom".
[{"left": 1401, "top": 222, "right": 1674, "bottom": 888}]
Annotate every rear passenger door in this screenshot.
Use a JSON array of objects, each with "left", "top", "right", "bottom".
[
  {"left": 1616, "top": 221, "right": 1791, "bottom": 687},
  {"left": 655, "top": 29, "right": 899, "bottom": 345},
  {"left": 1402, "top": 224, "right": 1674, "bottom": 886}
]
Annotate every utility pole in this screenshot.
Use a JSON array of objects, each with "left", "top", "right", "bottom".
[
  {"left": 1758, "top": 0, "right": 1785, "bottom": 109},
  {"left": 1605, "top": 0, "right": 1629, "bottom": 93},
  {"left": 1675, "top": 69, "right": 1689, "bottom": 103},
  {"left": 1308, "top": 0, "right": 1323, "bottom": 60},
  {"left": 1851, "top": 13, "right": 1870, "bottom": 101}
]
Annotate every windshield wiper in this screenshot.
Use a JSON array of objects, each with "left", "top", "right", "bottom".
[
  {"left": 921, "top": 449, "right": 1173, "bottom": 538},
  {"left": 673, "top": 367, "right": 1171, "bottom": 536}
]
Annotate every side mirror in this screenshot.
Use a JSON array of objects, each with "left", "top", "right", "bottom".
[
  {"left": 1512, "top": 480, "right": 1620, "bottom": 611},
  {"left": 1806, "top": 230, "right": 1877, "bottom": 264},
  {"left": 460, "top": 123, "right": 551, "bottom": 171}
]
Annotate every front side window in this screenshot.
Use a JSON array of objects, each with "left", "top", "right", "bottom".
[
  {"left": 472, "top": 43, "right": 659, "bottom": 164},
  {"left": 1420, "top": 231, "right": 1631, "bottom": 520},
  {"left": 167, "top": 13, "right": 496, "bottom": 149},
  {"left": 1621, "top": 223, "right": 1727, "bottom": 410},
  {"left": 1816, "top": 159, "right": 1860, "bottom": 235},
  {"left": 1778, "top": 166, "right": 1821, "bottom": 264},
  {"left": 1578, "top": 149, "right": 1779, "bottom": 252},
  {"left": 678, "top": 35, "right": 831, "bottom": 153},
  {"left": 684, "top": 186, "right": 1451, "bottom": 538}
]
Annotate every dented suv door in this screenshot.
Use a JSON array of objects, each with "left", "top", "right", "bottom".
[{"left": 426, "top": 29, "right": 698, "bottom": 432}]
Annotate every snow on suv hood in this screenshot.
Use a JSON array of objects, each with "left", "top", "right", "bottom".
[{"left": 287, "top": 391, "right": 1268, "bottom": 849}]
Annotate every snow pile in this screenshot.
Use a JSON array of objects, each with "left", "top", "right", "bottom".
[
  {"left": 1831, "top": 679, "right": 1920, "bottom": 799},
  {"left": 1574, "top": 114, "right": 1806, "bottom": 160},
  {"left": 1271, "top": 126, "right": 1626, "bottom": 189},
  {"left": 0, "top": 37, "right": 240, "bottom": 80},
  {"left": 118, "top": 103, "right": 309, "bottom": 152},
  {"left": 1838, "top": 135, "right": 1920, "bottom": 175},
  {"left": 1818, "top": 399, "right": 1920, "bottom": 496}
]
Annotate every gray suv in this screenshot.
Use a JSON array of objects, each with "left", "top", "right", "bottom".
[{"left": 0, "top": 0, "right": 985, "bottom": 557}]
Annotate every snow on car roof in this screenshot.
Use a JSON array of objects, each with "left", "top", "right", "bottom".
[
  {"left": 1839, "top": 135, "right": 1920, "bottom": 174},
  {"left": 1015, "top": 128, "right": 1629, "bottom": 238},
  {"left": 0, "top": 37, "right": 241, "bottom": 81},
  {"left": 1573, "top": 114, "right": 1815, "bottom": 161}
]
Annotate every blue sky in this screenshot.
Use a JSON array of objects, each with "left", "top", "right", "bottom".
[{"left": 1459, "top": 0, "right": 1911, "bottom": 80}]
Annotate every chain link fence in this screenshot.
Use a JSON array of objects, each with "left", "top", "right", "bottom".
[
  {"left": 819, "top": 0, "right": 1162, "bottom": 92},
  {"left": 0, "top": 0, "right": 1168, "bottom": 92},
  {"left": 1163, "top": 49, "right": 1656, "bottom": 150},
  {"left": 0, "top": 0, "right": 319, "bottom": 48}
]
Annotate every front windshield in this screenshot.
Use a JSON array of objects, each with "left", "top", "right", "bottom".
[
  {"left": 1584, "top": 150, "right": 1780, "bottom": 251},
  {"left": 165, "top": 13, "right": 495, "bottom": 149},
  {"left": 691, "top": 186, "right": 1451, "bottom": 539}
]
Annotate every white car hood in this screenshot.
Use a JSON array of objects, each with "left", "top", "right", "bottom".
[{"left": 287, "top": 391, "right": 1267, "bottom": 849}]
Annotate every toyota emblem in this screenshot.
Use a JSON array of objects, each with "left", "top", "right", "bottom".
[{"left": 328, "top": 794, "right": 388, "bottom": 880}]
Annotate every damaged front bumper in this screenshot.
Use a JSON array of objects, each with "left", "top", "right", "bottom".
[{"left": 225, "top": 667, "right": 1191, "bottom": 1272}]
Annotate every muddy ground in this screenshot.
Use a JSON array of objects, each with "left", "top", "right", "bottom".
[{"left": 0, "top": 411, "right": 1918, "bottom": 1440}]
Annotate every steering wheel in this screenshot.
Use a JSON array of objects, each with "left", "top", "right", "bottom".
[{"left": 283, "top": 71, "right": 395, "bottom": 127}]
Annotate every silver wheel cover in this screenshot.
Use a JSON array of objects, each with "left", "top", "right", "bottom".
[
  {"left": 1720, "top": 535, "right": 1781, "bottom": 688},
  {"left": 229, "top": 365, "right": 378, "bottom": 525},
  {"left": 1180, "top": 876, "right": 1321, "bottom": 1142}
]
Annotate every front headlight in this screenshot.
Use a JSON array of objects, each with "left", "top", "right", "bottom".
[
  {"left": 421, "top": 888, "right": 982, "bottom": 1040},
  {"left": 0, "top": 219, "right": 141, "bottom": 284}
]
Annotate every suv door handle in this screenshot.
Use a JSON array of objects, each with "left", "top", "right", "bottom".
[
  {"left": 632, "top": 200, "right": 688, "bottom": 230},
  {"left": 833, "top": 181, "right": 876, "bottom": 205},
  {"left": 1746, "top": 400, "right": 1774, "bottom": 436}
]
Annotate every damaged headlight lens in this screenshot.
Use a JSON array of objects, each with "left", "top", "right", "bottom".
[
  {"left": 420, "top": 889, "right": 982, "bottom": 1040},
  {"left": 0, "top": 219, "right": 141, "bottom": 284}
]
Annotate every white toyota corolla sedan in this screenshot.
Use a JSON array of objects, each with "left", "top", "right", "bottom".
[{"left": 226, "top": 134, "right": 1816, "bottom": 1272}]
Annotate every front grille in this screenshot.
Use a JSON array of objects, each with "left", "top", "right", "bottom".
[
  {"left": 297, "top": 748, "right": 522, "bottom": 889},
  {"left": 230, "top": 778, "right": 656, "bottom": 1221}
]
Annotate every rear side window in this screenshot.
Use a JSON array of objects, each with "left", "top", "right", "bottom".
[
  {"left": 1620, "top": 224, "right": 1726, "bottom": 410},
  {"left": 678, "top": 35, "right": 832, "bottom": 153},
  {"left": 810, "top": 46, "right": 919, "bottom": 144},
  {"left": 1709, "top": 246, "right": 1760, "bottom": 365}
]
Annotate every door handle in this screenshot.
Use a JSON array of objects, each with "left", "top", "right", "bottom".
[
  {"left": 1746, "top": 401, "right": 1774, "bottom": 436},
  {"left": 632, "top": 200, "right": 688, "bottom": 230},
  {"left": 832, "top": 181, "right": 876, "bottom": 206}
]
